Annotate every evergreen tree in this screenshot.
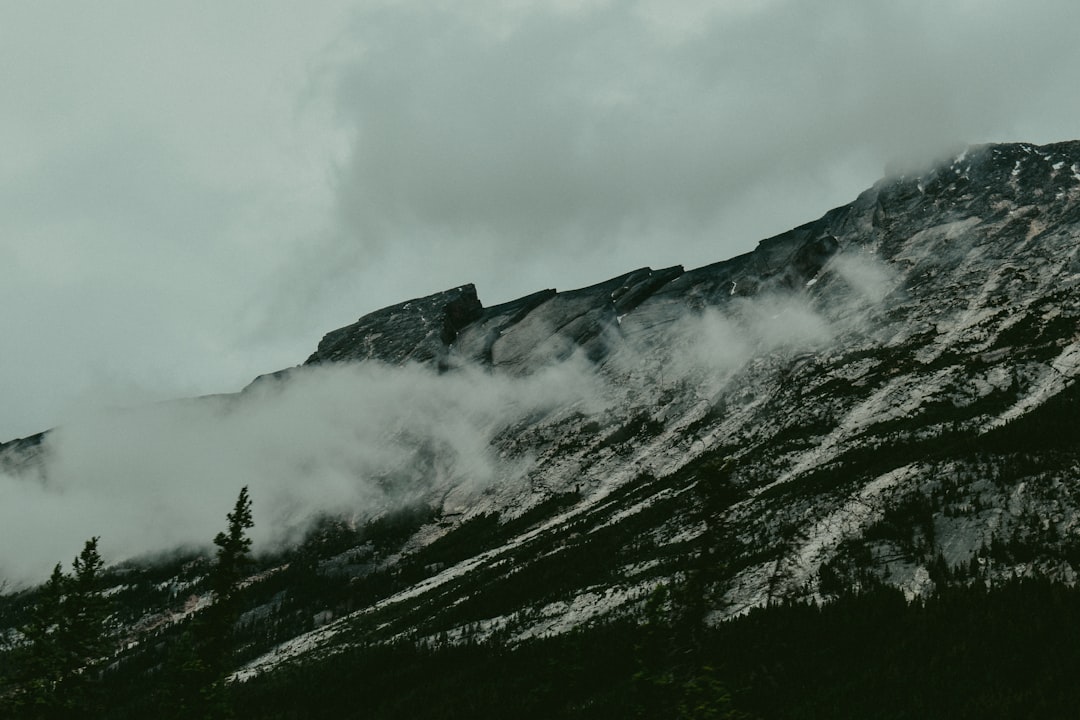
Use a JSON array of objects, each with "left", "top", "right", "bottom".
[
  {"left": 210, "top": 486, "right": 255, "bottom": 618},
  {"left": 2, "top": 539, "right": 112, "bottom": 719},
  {"left": 164, "top": 487, "right": 254, "bottom": 718},
  {"left": 55, "top": 537, "right": 110, "bottom": 716},
  {"left": 5, "top": 564, "right": 67, "bottom": 717},
  {"left": 62, "top": 537, "right": 108, "bottom": 668}
]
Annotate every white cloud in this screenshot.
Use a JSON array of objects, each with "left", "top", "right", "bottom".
[
  {"left": 0, "top": 240, "right": 898, "bottom": 587},
  {"left": 0, "top": 355, "right": 610, "bottom": 585}
]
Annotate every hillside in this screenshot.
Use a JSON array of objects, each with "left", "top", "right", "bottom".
[{"left": 3, "top": 140, "right": 1080, "bottom": 712}]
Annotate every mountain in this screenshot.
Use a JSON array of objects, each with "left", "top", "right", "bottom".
[{"left": 3, "top": 140, "right": 1080, "bottom": 698}]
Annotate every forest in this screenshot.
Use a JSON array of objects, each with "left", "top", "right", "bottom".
[{"left": 6, "top": 526, "right": 1080, "bottom": 719}]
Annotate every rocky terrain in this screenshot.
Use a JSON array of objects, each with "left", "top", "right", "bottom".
[{"left": 3, "top": 140, "right": 1080, "bottom": 682}]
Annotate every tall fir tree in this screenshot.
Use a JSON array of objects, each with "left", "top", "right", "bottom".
[
  {"left": 204, "top": 485, "right": 254, "bottom": 677},
  {"left": 2, "top": 538, "right": 111, "bottom": 719},
  {"left": 56, "top": 537, "right": 109, "bottom": 716},
  {"left": 163, "top": 486, "right": 254, "bottom": 719},
  {"left": 62, "top": 537, "right": 108, "bottom": 668},
  {"left": 210, "top": 486, "right": 255, "bottom": 617},
  {"left": 5, "top": 564, "right": 67, "bottom": 717}
]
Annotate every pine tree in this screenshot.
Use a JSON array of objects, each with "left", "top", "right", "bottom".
[
  {"left": 210, "top": 486, "right": 255, "bottom": 616},
  {"left": 4, "top": 538, "right": 112, "bottom": 719},
  {"left": 62, "top": 537, "right": 108, "bottom": 668},
  {"left": 204, "top": 486, "right": 254, "bottom": 673},
  {"left": 6, "top": 564, "right": 67, "bottom": 717},
  {"left": 164, "top": 487, "right": 254, "bottom": 718},
  {"left": 56, "top": 537, "right": 109, "bottom": 717}
]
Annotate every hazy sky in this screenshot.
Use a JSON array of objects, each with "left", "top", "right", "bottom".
[{"left": 3, "top": 0, "right": 1080, "bottom": 439}]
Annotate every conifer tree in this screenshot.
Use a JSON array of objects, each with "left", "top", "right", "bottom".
[
  {"left": 3, "top": 538, "right": 111, "bottom": 719},
  {"left": 7, "top": 564, "right": 67, "bottom": 716},
  {"left": 210, "top": 486, "right": 255, "bottom": 618},
  {"left": 165, "top": 487, "right": 254, "bottom": 718},
  {"left": 62, "top": 537, "right": 108, "bottom": 668},
  {"left": 205, "top": 486, "right": 254, "bottom": 714},
  {"left": 55, "top": 536, "right": 109, "bottom": 715}
]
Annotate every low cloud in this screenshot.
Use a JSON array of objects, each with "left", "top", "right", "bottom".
[
  {"left": 0, "top": 248, "right": 900, "bottom": 587},
  {"left": 0, "top": 357, "right": 607, "bottom": 586},
  {"left": 288, "top": 0, "right": 1080, "bottom": 314}
]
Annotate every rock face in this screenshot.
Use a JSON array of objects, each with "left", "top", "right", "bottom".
[
  {"left": 485, "top": 266, "right": 687, "bottom": 371},
  {"left": 235, "top": 140, "right": 1080, "bottom": 660},
  {"left": 6, "top": 140, "right": 1080, "bottom": 679},
  {"left": 307, "top": 141, "right": 1078, "bottom": 385},
  {"left": 304, "top": 284, "right": 483, "bottom": 368},
  {"left": 299, "top": 236, "right": 839, "bottom": 373},
  {"left": 0, "top": 432, "right": 46, "bottom": 477}
]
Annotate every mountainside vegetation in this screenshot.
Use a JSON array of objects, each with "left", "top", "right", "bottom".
[
  {"left": 9, "top": 569, "right": 1080, "bottom": 718},
  {"left": 225, "top": 579, "right": 1080, "bottom": 720}
]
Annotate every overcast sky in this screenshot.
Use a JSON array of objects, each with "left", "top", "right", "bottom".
[{"left": 2, "top": 0, "right": 1080, "bottom": 440}]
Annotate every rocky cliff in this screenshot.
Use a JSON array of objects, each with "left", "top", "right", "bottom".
[
  {"left": 4, "top": 141, "right": 1080, "bottom": 679},
  {"left": 256, "top": 140, "right": 1080, "bottom": 662}
]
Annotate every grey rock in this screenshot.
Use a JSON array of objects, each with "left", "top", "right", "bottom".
[
  {"left": 452, "top": 289, "right": 556, "bottom": 365},
  {"left": 304, "top": 284, "right": 483, "bottom": 368},
  {"left": 488, "top": 266, "right": 686, "bottom": 371}
]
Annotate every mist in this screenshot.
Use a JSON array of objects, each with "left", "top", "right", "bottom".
[
  {"left": 0, "top": 357, "right": 607, "bottom": 587},
  {"left": 0, "top": 250, "right": 894, "bottom": 588}
]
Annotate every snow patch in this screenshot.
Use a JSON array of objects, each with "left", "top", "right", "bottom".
[
  {"left": 900, "top": 565, "right": 933, "bottom": 601},
  {"left": 989, "top": 341, "right": 1080, "bottom": 428},
  {"left": 513, "top": 581, "right": 656, "bottom": 641},
  {"left": 781, "top": 465, "right": 917, "bottom": 597}
]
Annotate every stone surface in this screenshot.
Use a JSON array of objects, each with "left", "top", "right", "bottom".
[
  {"left": 452, "top": 289, "right": 556, "bottom": 365},
  {"left": 304, "top": 284, "right": 483, "bottom": 368}
]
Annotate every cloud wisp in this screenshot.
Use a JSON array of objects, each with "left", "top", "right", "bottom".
[
  {"left": 0, "top": 248, "right": 892, "bottom": 587},
  {"left": 299, "top": 0, "right": 1080, "bottom": 312},
  {"left": 0, "top": 356, "right": 607, "bottom": 586}
]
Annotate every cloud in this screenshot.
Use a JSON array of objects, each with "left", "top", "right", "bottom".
[
  {"left": 0, "top": 2, "right": 353, "bottom": 439},
  {"left": 830, "top": 253, "right": 898, "bottom": 306},
  {"left": 290, "top": 0, "right": 1080, "bottom": 314},
  {"left": 0, "top": 239, "right": 903, "bottom": 588},
  {"left": 0, "top": 355, "right": 608, "bottom": 586}
]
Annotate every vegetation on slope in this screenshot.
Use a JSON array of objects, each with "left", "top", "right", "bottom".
[{"left": 221, "top": 580, "right": 1080, "bottom": 719}]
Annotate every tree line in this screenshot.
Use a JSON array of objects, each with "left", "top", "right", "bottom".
[{"left": 0, "top": 486, "right": 254, "bottom": 719}]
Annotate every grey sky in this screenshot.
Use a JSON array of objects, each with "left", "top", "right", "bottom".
[{"left": 3, "top": 0, "right": 1080, "bottom": 439}]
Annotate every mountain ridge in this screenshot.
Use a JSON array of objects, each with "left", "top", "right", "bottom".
[
  {"left": 229, "top": 139, "right": 1080, "bottom": 671},
  {"left": 3, "top": 140, "right": 1080, "bottom": 686},
  {"left": 267, "top": 140, "right": 1080, "bottom": 383}
]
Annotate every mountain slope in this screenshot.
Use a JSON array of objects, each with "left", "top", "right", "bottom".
[
  {"left": 3, "top": 140, "right": 1080, "bottom": 681},
  {"left": 232, "top": 140, "right": 1080, "bottom": 674}
]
